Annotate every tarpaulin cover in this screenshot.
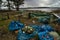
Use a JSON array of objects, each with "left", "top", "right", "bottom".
[
  {"left": 9, "top": 21, "right": 24, "bottom": 31},
  {"left": 30, "top": 24, "right": 54, "bottom": 32},
  {"left": 17, "top": 24, "right": 54, "bottom": 40},
  {"left": 29, "top": 24, "right": 41, "bottom": 33},
  {"left": 38, "top": 31, "right": 54, "bottom": 40},
  {"left": 38, "top": 18, "right": 49, "bottom": 23},
  {"left": 41, "top": 24, "right": 54, "bottom": 32},
  {"left": 17, "top": 29, "right": 37, "bottom": 40},
  {"left": 37, "top": 24, "right": 54, "bottom": 40}
]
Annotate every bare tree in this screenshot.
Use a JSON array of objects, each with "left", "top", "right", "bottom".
[
  {"left": 0, "top": 0, "right": 2, "bottom": 10},
  {"left": 7, "top": 13, "right": 10, "bottom": 19},
  {"left": 10, "top": 0, "right": 24, "bottom": 11},
  {"left": 7, "top": 0, "right": 11, "bottom": 10}
]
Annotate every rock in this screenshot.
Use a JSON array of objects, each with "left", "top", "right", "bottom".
[{"left": 49, "top": 31, "right": 60, "bottom": 40}]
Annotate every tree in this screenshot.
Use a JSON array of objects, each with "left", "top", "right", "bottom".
[
  {"left": 7, "top": 13, "right": 10, "bottom": 19},
  {"left": 10, "top": 0, "right": 24, "bottom": 11},
  {"left": 7, "top": 0, "right": 11, "bottom": 10},
  {"left": 0, "top": 0, "right": 2, "bottom": 10}
]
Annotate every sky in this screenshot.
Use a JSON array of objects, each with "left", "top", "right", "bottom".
[
  {"left": 2, "top": 0, "right": 60, "bottom": 7},
  {"left": 1, "top": 0, "right": 60, "bottom": 11},
  {"left": 23, "top": 0, "right": 60, "bottom": 7}
]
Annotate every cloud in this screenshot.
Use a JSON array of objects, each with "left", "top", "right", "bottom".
[
  {"left": 2, "top": 0, "right": 6, "bottom": 2},
  {"left": 1, "top": 0, "right": 60, "bottom": 10},
  {"left": 2, "top": 0, "right": 60, "bottom": 7},
  {"left": 22, "top": 0, "right": 60, "bottom": 7}
]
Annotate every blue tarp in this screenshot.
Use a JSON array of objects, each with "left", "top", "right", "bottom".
[
  {"left": 30, "top": 24, "right": 41, "bottom": 33},
  {"left": 9, "top": 20, "right": 54, "bottom": 40},
  {"left": 41, "top": 24, "right": 54, "bottom": 32},
  {"left": 38, "top": 31, "right": 54, "bottom": 40},
  {"left": 30, "top": 24, "right": 54, "bottom": 33},
  {"left": 38, "top": 24, "right": 54, "bottom": 40},
  {"left": 9, "top": 21, "right": 24, "bottom": 31},
  {"left": 17, "top": 24, "right": 54, "bottom": 40},
  {"left": 17, "top": 29, "right": 37, "bottom": 40}
]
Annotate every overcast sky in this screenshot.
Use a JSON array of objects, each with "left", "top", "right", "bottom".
[
  {"left": 23, "top": 0, "right": 60, "bottom": 7},
  {"left": 2, "top": 0, "right": 60, "bottom": 7}
]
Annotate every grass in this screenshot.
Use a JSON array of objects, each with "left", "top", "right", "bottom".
[
  {"left": 0, "top": 15, "right": 2, "bottom": 20},
  {"left": 0, "top": 15, "right": 15, "bottom": 31}
]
